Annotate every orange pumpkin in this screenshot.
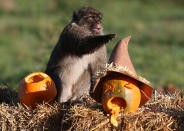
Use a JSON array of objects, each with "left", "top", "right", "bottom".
[
  {"left": 18, "top": 72, "right": 57, "bottom": 107},
  {"left": 101, "top": 75, "right": 141, "bottom": 127}
]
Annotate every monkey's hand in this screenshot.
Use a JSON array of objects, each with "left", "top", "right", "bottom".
[
  {"left": 85, "top": 34, "right": 116, "bottom": 45},
  {"left": 99, "top": 34, "right": 116, "bottom": 44},
  {"left": 76, "top": 34, "right": 116, "bottom": 55}
]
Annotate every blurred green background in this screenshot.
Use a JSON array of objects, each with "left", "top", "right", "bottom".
[{"left": 0, "top": 0, "right": 184, "bottom": 90}]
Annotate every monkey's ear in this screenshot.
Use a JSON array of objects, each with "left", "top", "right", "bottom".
[{"left": 72, "top": 11, "right": 78, "bottom": 21}]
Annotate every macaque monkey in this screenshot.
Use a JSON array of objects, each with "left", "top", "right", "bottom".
[{"left": 45, "top": 7, "right": 116, "bottom": 103}]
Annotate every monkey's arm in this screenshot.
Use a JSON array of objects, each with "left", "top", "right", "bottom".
[
  {"left": 75, "top": 34, "right": 116, "bottom": 55},
  {"left": 61, "top": 23, "right": 115, "bottom": 56}
]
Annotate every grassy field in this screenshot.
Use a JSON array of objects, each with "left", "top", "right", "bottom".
[{"left": 0, "top": 0, "right": 184, "bottom": 90}]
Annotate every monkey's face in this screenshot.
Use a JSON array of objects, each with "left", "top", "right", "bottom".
[{"left": 73, "top": 7, "right": 103, "bottom": 35}]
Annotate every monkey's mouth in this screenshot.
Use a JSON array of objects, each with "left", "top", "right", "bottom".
[
  {"left": 92, "top": 27, "right": 103, "bottom": 34},
  {"left": 92, "top": 28, "right": 101, "bottom": 33},
  {"left": 92, "top": 24, "right": 103, "bottom": 33}
]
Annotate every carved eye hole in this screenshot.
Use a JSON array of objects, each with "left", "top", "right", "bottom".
[{"left": 124, "top": 83, "right": 132, "bottom": 89}]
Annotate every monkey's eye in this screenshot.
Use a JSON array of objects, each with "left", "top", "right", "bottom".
[{"left": 87, "top": 16, "right": 94, "bottom": 21}]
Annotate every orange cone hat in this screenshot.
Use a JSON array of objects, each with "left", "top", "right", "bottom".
[{"left": 91, "top": 36, "right": 153, "bottom": 106}]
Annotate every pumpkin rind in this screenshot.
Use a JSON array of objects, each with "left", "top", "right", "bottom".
[{"left": 18, "top": 72, "right": 57, "bottom": 107}]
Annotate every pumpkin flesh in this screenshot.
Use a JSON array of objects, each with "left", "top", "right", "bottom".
[{"left": 107, "top": 97, "right": 125, "bottom": 127}]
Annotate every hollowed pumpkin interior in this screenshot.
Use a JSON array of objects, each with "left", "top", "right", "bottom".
[
  {"left": 25, "top": 73, "right": 47, "bottom": 83},
  {"left": 107, "top": 97, "right": 126, "bottom": 127},
  {"left": 107, "top": 97, "right": 126, "bottom": 115}
]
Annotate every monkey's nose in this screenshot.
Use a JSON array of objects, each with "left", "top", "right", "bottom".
[{"left": 95, "top": 23, "right": 102, "bottom": 30}]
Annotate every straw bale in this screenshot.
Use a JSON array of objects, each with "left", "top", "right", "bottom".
[{"left": 0, "top": 86, "right": 184, "bottom": 131}]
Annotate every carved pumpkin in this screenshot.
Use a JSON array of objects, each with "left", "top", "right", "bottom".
[
  {"left": 96, "top": 71, "right": 142, "bottom": 127},
  {"left": 91, "top": 36, "right": 153, "bottom": 127},
  {"left": 101, "top": 78, "right": 141, "bottom": 126},
  {"left": 18, "top": 72, "right": 57, "bottom": 107}
]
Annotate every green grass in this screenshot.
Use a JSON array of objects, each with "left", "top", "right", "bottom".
[{"left": 0, "top": 0, "right": 184, "bottom": 89}]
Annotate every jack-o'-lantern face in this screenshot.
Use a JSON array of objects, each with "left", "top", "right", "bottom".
[{"left": 101, "top": 78, "right": 141, "bottom": 127}]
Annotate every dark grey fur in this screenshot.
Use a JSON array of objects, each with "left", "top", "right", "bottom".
[{"left": 45, "top": 7, "right": 115, "bottom": 103}]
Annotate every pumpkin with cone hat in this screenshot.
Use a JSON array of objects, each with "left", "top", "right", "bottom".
[{"left": 90, "top": 36, "right": 153, "bottom": 127}]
